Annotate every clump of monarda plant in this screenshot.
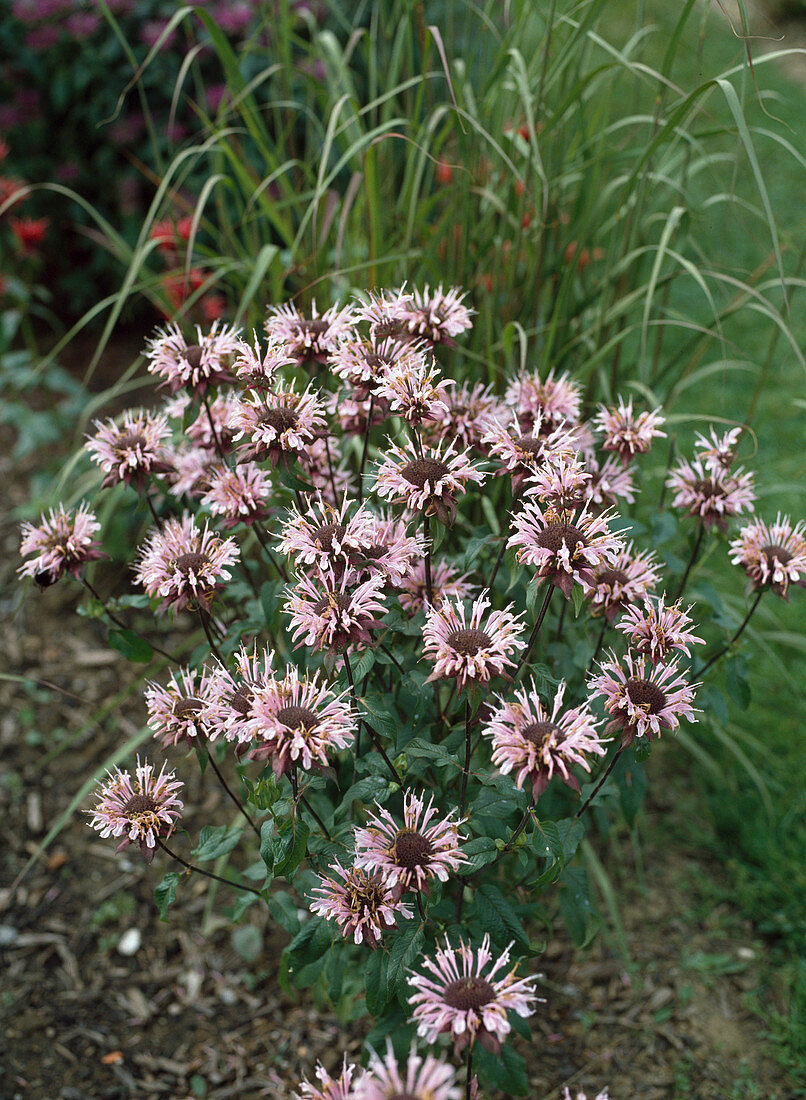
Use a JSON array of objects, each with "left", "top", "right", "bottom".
[{"left": 19, "top": 285, "right": 804, "bottom": 1097}]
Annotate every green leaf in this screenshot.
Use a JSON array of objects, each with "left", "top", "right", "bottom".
[
  {"left": 571, "top": 584, "right": 585, "bottom": 618},
  {"left": 364, "top": 945, "right": 388, "bottom": 1016},
  {"left": 559, "top": 866, "right": 597, "bottom": 947},
  {"left": 404, "top": 737, "right": 461, "bottom": 770},
  {"left": 274, "top": 820, "right": 310, "bottom": 878},
  {"left": 461, "top": 835, "right": 499, "bottom": 874},
  {"left": 107, "top": 628, "right": 153, "bottom": 663},
  {"left": 154, "top": 872, "right": 181, "bottom": 921},
  {"left": 387, "top": 922, "right": 425, "bottom": 1007},
  {"left": 474, "top": 1044, "right": 528, "bottom": 1096},
  {"left": 725, "top": 654, "right": 751, "bottom": 710},
  {"left": 335, "top": 775, "right": 389, "bottom": 817},
  {"left": 191, "top": 824, "right": 243, "bottom": 863},
  {"left": 474, "top": 884, "right": 530, "bottom": 951},
  {"left": 259, "top": 820, "right": 274, "bottom": 872}
]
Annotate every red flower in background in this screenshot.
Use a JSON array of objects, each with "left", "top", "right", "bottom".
[{"left": 9, "top": 215, "right": 48, "bottom": 253}]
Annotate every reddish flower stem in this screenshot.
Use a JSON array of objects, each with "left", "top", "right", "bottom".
[
  {"left": 697, "top": 588, "right": 764, "bottom": 677},
  {"left": 157, "top": 838, "right": 263, "bottom": 896}
]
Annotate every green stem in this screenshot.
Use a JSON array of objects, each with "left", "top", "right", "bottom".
[{"left": 157, "top": 838, "right": 263, "bottom": 896}]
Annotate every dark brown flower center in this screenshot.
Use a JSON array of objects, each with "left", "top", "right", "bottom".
[
  {"left": 312, "top": 523, "right": 346, "bottom": 553},
  {"left": 626, "top": 677, "right": 666, "bottom": 714},
  {"left": 122, "top": 794, "right": 158, "bottom": 815},
  {"left": 230, "top": 685, "right": 253, "bottom": 716},
  {"left": 313, "top": 594, "right": 353, "bottom": 616},
  {"left": 173, "top": 697, "right": 204, "bottom": 719},
  {"left": 184, "top": 344, "right": 204, "bottom": 370},
  {"left": 114, "top": 429, "right": 147, "bottom": 453},
  {"left": 301, "top": 318, "right": 329, "bottom": 335},
  {"left": 515, "top": 434, "right": 543, "bottom": 460},
  {"left": 389, "top": 1094, "right": 419, "bottom": 1100},
  {"left": 374, "top": 319, "right": 406, "bottom": 339},
  {"left": 761, "top": 543, "right": 792, "bottom": 568},
  {"left": 275, "top": 705, "right": 317, "bottom": 731},
  {"left": 521, "top": 720, "right": 560, "bottom": 748},
  {"left": 401, "top": 458, "right": 449, "bottom": 489},
  {"left": 174, "top": 551, "right": 208, "bottom": 575},
  {"left": 364, "top": 352, "right": 394, "bottom": 373},
  {"left": 536, "top": 522, "right": 587, "bottom": 555},
  {"left": 393, "top": 829, "right": 433, "bottom": 869},
  {"left": 260, "top": 407, "right": 299, "bottom": 434},
  {"left": 443, "top": 976, "right": 496, "bottom": 1010},
  {"left": 693, "top": 477, "right": 725, "bottom": 501},
  {"left": 447, "top": 628, "right": 491, "bottom": 656},
  {"left": 596, "top": 568, "right": 628, "bottom": 589}
]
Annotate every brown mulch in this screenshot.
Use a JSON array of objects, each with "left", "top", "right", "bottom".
[{"left": 0, "top": 433, "right": 790, "bottom": 1100}]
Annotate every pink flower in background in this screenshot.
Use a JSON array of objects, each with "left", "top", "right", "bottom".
[
  {"left": 485, "top": 678, "right": 606, "bottom": 798},
  {"left": 482, "top": 413, "right": 577, "bottom": 493},
  {"left": 408, "top": 933, "right": 541, "bottom": 1054},
  {"left": 353, "top": 1042, "right": 461, "bottom": 1099},
  {"left": 229, "top": 382, "right": 325, "bottom": 465},
  {"left": 200, "top": 462, "right": 272, "bottom": 527},
  {"left": 87, "top": 757, "right": 183, "bottom": 863},
  {"left": 589, "top": 542, "right": 661, "bottom": 623},
  {"left": 309, "top": 862, "right": 413, "bottom": 948},
  {"left": 265, "top": 300, "right": 356, "bottom": 365},
  {"left": 277, "top": 496, "right": 369, "bottom": 576},
  {"left": 423, "top": 594, "right": 525, "bottom": 690},
  {"left": 168, "top": 445, "right": 218, "bottom": 499},
  {"left": 284, "top": 571, "right": 387, "bottom": 654},
  {"left": 232, "top": 333, "right": 295, "bottom": 390},
  {"left": 145, "top": 320, "right": 241, "bottom": 395},
  {"left": 244, "top": 665, "right": 356, "bottom": 775},
  {"left": 86, "top": 408, "right": 174, "bottom": 489},
  {"left": 345, "top": 512, "right": 424, "bottom": 587},
  {"left": 527, "top": 455, "right": 591, "bottom": 511},
  {"left": 140, "top": 19, "right": 177, "bottom": 51},
  {"left": 617, "top": 593, "right": 704, "bottom": 663},
  {"left": 666, "top": 456, "right": 755, "bottom": 531},
  {"left": 583, "top": 453, "right": 637, "bottom": 510},
  {"left": 589, "top": 650, "right": 699, "bottom": 748},
  {"left": 204, "top": 642, "right": 276, "bottom": 744},
  {"left": 145, "top": 665, "right": 221, "bottom": 747},
  {"left": 694, "top": 425, "right": 743, "bottom": 473},
  {"left": 134, "top": 513, "right": 239, "bottom": 613},
  {"left": 354, "top": 790, "right": 467, "bottom": 894},
  {"left": 729, "top": 513, "right": 806, "bottom": 599},
  {"left": 374, "top": 347, "right": 453, "bottom": 426},
  {"left": 25, "top": 25, "right": 60, "bottom": 50},
  {"left": 509, "top": 501, "right": 621, "bottom": 599},
  {"left": 18, "top": 503, "right": 104, "bottom": 586},
  {"left": 329, "top": 334, "right": 414, "bottom": 398},
  {"left": 595, "top": 396, "right": 665, "bottom": 464},
  {"left": 65, "top": 12, "right": 100, "bottom": 38},
  {"left": 505, "top": 367, "right": 581, "bottom": 429},
  {"left": 395, "top": 284, "right": 474, "bottom": 347},
  {"left": 374, "top": 437, "right": 484, "bottom": 527},
  {"left": 398, "top": 558, "right": 472, "bottom": 615},
  {"left": 427, "top": 379, "right": 503, "bottom": 452}
]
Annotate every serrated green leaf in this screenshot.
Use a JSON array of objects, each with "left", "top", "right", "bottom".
[
  {"left": 571, "top": 584, "right": 585, "bottom": 618},
  {"left": 404, "top": 737, "right": 461, "bottom": 770},
  {"left": 259, "top": 820, "right": 274, "bottom": 871},
  {"left": 387, "top": 922, "right": 424, "bottom": 1007},
  {"left": 154, "top": 871, "right": 181, "bottom": 921},
  {"left": 364, "top": 944, "right": 388, "bottom": 1016},
  {"left": 192, "top": 824, "right": 243, "bottom": 863},
  {"left": 474, "top": 884, "right": 530, "bottom": 951},
  {"left": 461, "top": 835, "right": 499, "bottom": 873},
  {"left": 108, "top": 628, "right": 154, "bottom": 663},
  {"left": 335, "top": 775, "right": 388, "bottom": 817},
  {"left": 475, "top": 1043, "right": 528, "bottom": 1095},
  {"left": 274, "top": 819, "right": 310, "bottom": 878}
]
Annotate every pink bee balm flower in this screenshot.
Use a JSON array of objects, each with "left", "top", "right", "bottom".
[
  {"left": 145, "top": 665, "right": 221, "bottom": 747},
  {"left": 666, "top": 457, "right": 755, "bottom": 532},
  {"left": 265, "top": 299, "right": 356, "bottom": 365},
  {"left": 482, "top": 414, "right": 577, "bottom": 495},
  {"left": 485, "top": 679, "right": 606, "bottom": 798},
  {"left": 729, "top": 513, "right": 806, "bottom": 599},
  {"left": 694, "top": 425, "right": 743, "bottom": 473},
  {"left": 134, "top": 513, "right": 239, "bottom": 613},
  {"left": 285, "top": 571, "right": 387, "bottom": 654},
  {"left": 408, "top": 933, "right": 541, "bottom": 1054},
  {"left": 374, "top": 348, "right": 453, "bottom": 426},
  {"left": 200, "top": 461, "right": 272, "bottom": 527},
  {"left": 293, "top": 1058, "right": 356, "bottom": 1100},
  {"left": 18, "top": 502, "right": 104, "bottom": 587},
  {"left": 589, "top": 651, "right": 699, "bottom": 748},
  {"left": 589, "top": 542, "right": 661, "bottom": 623},
  {"left": 301, "top": 438, "right": 356, "bottom": 504},
  {"left": 423, "top": 594, "right": 525, "bottom": 691},
  {"left": 526, "top": 456, "right": 591, "bottom": 512},
  {"left": 354, "top": 790, "right": 467, "bottom": 895},
  {"left": 353, "top": 1041, "right": 461, "bottom": 1099},
  {"left": 309, "top": 861, "right": 414, "bottom": 948},
  {"left": 229, "top": 382, "right": 326, "bottom": 465},
  {"left": 326, "top": 389, "right": 389, "bottom": 437},
  {"left": 164, "top": 391, "right": 241, "bottom": 454},
  {"left": 583, "top": 453, "right": 637, "bottom": 510},
  {"left": 330, "top": 335, "right": 425, "bottom": 401},
  {"left": 86, "top": 408, "right": 174, "bottom": 489},
  {"left": 204, "top": 642, "right": 276, "bottom": 744},
  {"left": 345, "top": 513, "right": 425, "bottom": 587},
  {"left": 398, "top": 558, "right": 472, "bottom": 616},
  {"left": 427, "top": 379, "right": 503, "bottom": 452},
  {"left": 508, "top": 502, "right": 622, "bottom": 600},
  {"left": 395, "top": 283, "right": 474, "bottom": 347},
  {"left": 277, "top": 496, "right": 370, "bottom": 577},
  {"left": 244, "top": 666, "right": 356, "bottom": 775},
  {"left": 87, "top": 757, "right": 183, "bottom": 863},
  {"left": 616, "top": 593, "right": 704, "bottom": 664},
  {"left": 168, "top": 445, "right": 218, "bottom": 499},
  {"left": 232, "top": 333, "right": 295, "bottom": 389},
  {"left": 145, "top": 320, "right": 242, "bottom": 395},
  {"left": 594, "top": 396, "right": 665, "bottom": 464},
  {"left": 505, "top": 367, "right": 581, "bottom": 430},
  {"left": 374, "top": 437, "right": 484, "bottom": 527}
]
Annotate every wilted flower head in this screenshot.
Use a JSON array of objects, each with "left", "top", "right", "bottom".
[
  {"left": 427, "top": 379, "right": 502, "bottom": 451},
  {"left": 200, "top": 462, "right": 272, "bottom": 527},
  {"left": 145, "top": 320, "right": 241, "bottom": 395},
  {"left": 353, "top": 1042, "right": 461, "bottom": 1100},
  {"left": 134, "top": 513, "right": 239, "bottom": 613},
  {"left": 293, "top": 1058, "right": 356, "bottom": 1100},
  {"left": 583, "top": 453, "right": 637, "bottom": 510},
  {"left": 616, "top": 593, "right": 704, "bottom": 663},
  {"left": 87, "top": 757, "right": 183, "bottom": 863},
  {"left": 395, "top": 284, "right": 474, "bottom": 347},
  {"left": 244, "top": 666, "right": 356, "bottom": 775},
  {"left": 374, "top": 437, "right": 484, "bottom": 527},
  {"left": 694, "top": 425, "right": 743, "bottom": 473},
  {"left": 229, "top": 382, "right": 326, "bottom": 465},
  {"left": 354, "top": 790, "right": 467, "bottom": 894},
  {"left": 145, "top": 665, "right": 220, "bottom": 747},
  {"left": 408, "top": 933, "right": 541, "bottom": 1054},
  {"left": 589, "top": 650, "right": 699, "bottom": 748},
  {"left": 508, "top": 502, "right": 621, "bottom": 599},
  {"left": 18, "top": 502, "right": 104, "bottom": 587},
  {"left": 485, "top": 679, "right": 606, "bottom": 798},
  {"left": 505, "top": 367, "right": 581, "bottom": 430},
  {"left": 265, "top": 300, "right": 356, "bottom": 364},
  {"left": 285, "top": 571, "right": 387, "bottom": 654},
  {"left": 666, "top": 457, "right": 754, "bottom": 532},
  {"left": 374, "top": 348, "right": 453, "bottom": 425},
  {"left": 595, "top": 396, "right": 665, "bottom": 464},
  {"left": 329, "top": 334, "right": 411, "bottom": 398},
  {"left": 423, "top": 594, "right": 525, "bottom": 691},
  {"left": 232, "top": 332, "right": 295, "bottom": 389},
  {"left": 398, "top": 558, "right": 472, "bottom": 616},
  {"left": 309, "top": 861, "right": 413, "bottom": 948},
  {"left": 86, "top": 409, "right": 173, "bottom": 489},
  {"left": 729, "top": 513, "right": 806, "bottom": 599},
  {"left": 589, "top": 542, "right": 661, "bottom": 623}
]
